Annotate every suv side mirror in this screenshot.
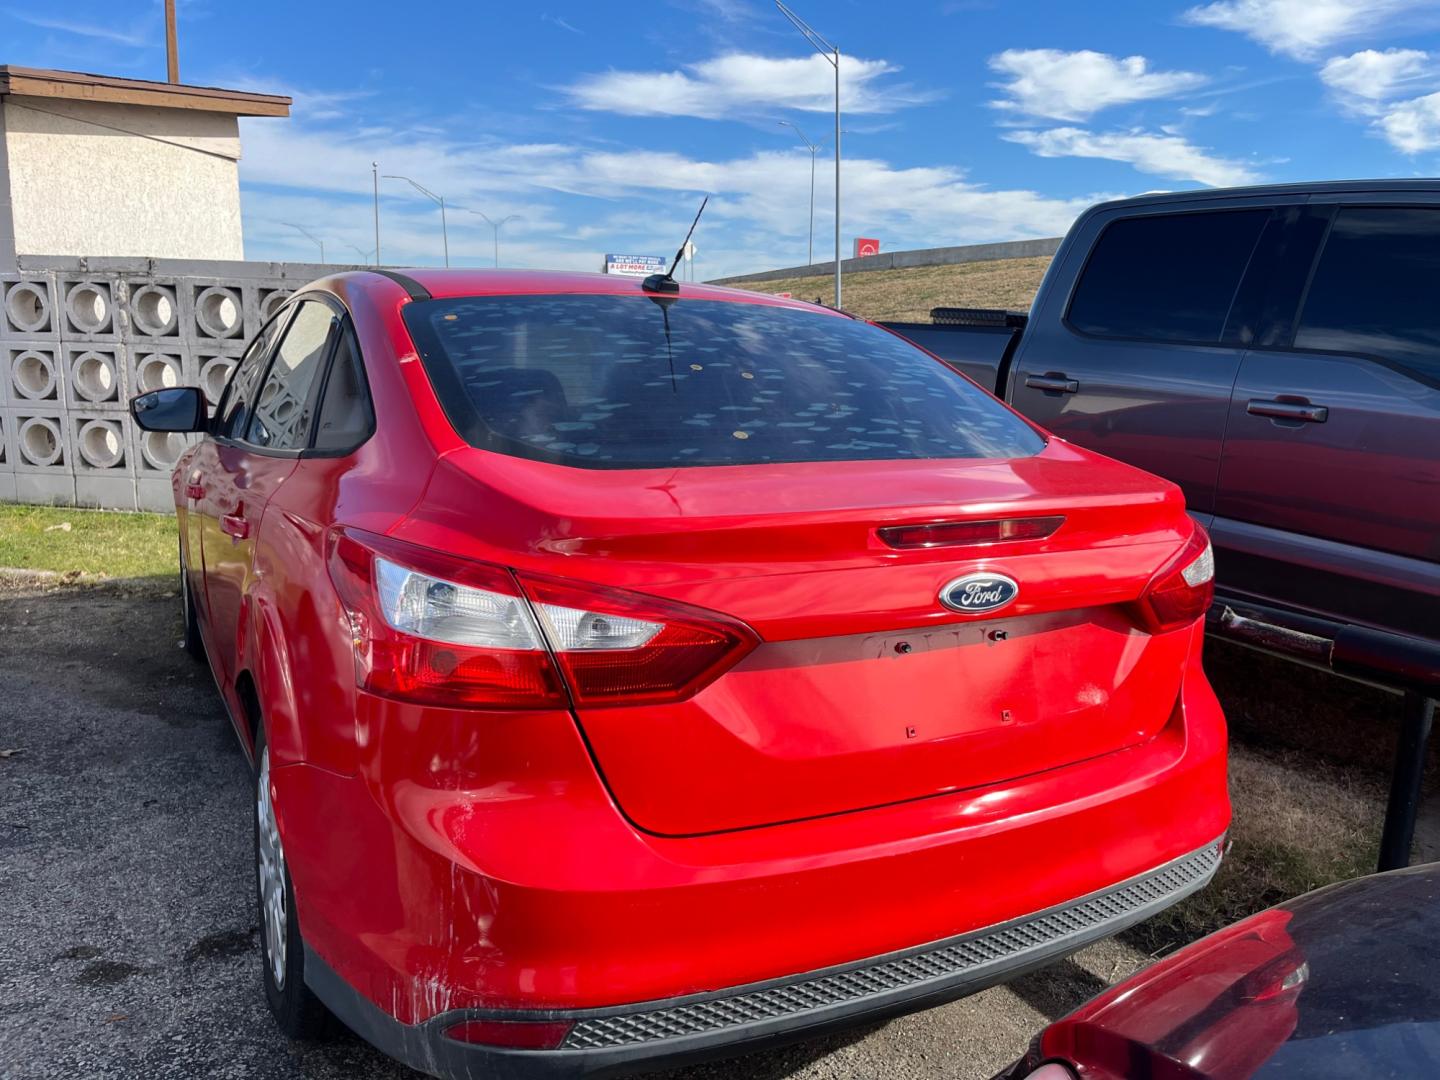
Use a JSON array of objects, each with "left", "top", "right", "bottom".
[{"left": 130, "top": 387, "right": 207, "bottom": 433}]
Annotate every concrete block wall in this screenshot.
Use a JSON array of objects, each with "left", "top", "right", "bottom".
[{"left": 0, "top": 255, "right": 358, "bottom": 511}]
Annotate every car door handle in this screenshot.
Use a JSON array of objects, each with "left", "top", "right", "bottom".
[
  {"left": 220, "top": 513, "right": 250, "bottom": 540},
  {"left": 185, "top": 482, "right": 205, "bottom": 500},
  {"left": 1024, "top": 374, "right": 1080, "bottom": 394},
  {"left": 1247, "top": 399, "right": 1329, "bottom": 423}
]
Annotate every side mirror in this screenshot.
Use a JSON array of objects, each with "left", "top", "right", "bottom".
[{"left": 130, "top": 387, "right": 207, "bottom": 433}]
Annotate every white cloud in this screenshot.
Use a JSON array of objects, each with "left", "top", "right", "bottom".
[
  {"left": 988, "top": 49, "right": 1207, "bottom": 122},
  {"left": 3, "top": 10, "right": 151, "bottom": 46},
  {"left": 1320, "top": 47, "right": 1431, "bottom": 100},
  {"left": 1005, "top": 127, "right": 1260, "bottom": 186},
  {"left": 563, "top": 52, "right": 936, "bottom": 118},
  {"left": 1378, "top": 92, "right": 1440, "bottom": 151},
  {"left": 238, "top": 116, "right": 1099, "bottom": 277},
  {"left": 1316, "top": 48, "right": 1440, "bottom": 152},
  {"left": 1181, "top": 0, "right": 1434, "bottom": 60}
]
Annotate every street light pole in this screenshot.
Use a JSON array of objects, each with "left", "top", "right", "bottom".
[
  {"left": 468, "top": 211, "right": 521, "bottom": 268},
  {"left": 779, "top": 120, "right": 820, "bottom": 268},
  {"left": 345, "top": 243, "right": 376, "bottom": 265},
  {"left": 383, "top": 174, "right": 450, "bottom": 266},
  {"left": 372, "top": 162, "right": 381, "bottom": 266},
  {"left": 776, "top": 2, "right": 842, "bottom": 307},
  {"left": 282, "top": 222, "right": 325, "bottom": 263}
]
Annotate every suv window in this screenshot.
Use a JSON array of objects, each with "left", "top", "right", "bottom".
[
  {"left": 246, "top": 300, "right": 336, "bottom": 450},
  {"left": 312, "top": 328, "right": 375, "bottom": 452},
  {"left": 1067, "top": 210, "right": 1269, "bottom": 343},
  {"left": 216, "top": 312, "right": 287, "bottom": 439},
  {"left": 402, "top": 294, "right": 1046, "bottom": 469},
  {"left": 1294, "top": 206, "right": 1440, "bottom": 381}
]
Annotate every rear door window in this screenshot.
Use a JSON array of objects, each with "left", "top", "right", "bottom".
[
  {"left": 312, "top": 328, "right": 375, "bottom": 452},
  {"left": 1067, "top": 210, "right": 1269, "bottom": 343},
  {"left": 402, "top": 295, "right": 1046, "bottom": 469},
  {"left": 246, "top": 300, "right": 336, "bottom": 450},
  {"left": 1293, "top": 206, "right": 1440, "bottom": 382}
]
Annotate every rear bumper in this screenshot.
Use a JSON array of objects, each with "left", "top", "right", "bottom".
[
  {"left": 306, "top": 837, "right": 1224, "bottom": 1079},
  {"left": 276, "top": 624, "right": 1227, "bottom": 1070}
]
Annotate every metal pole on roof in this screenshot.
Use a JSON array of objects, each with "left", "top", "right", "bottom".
[{"left": 164, "top": 0, "right": 180, "bottom": 83}]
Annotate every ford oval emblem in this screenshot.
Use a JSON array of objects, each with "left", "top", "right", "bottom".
[{"left": 940, "top": 572, "right": 1019, "bottom": 615}]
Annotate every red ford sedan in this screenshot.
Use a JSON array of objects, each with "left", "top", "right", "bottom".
[{"left": 130, "top": 269, "right": 1228, "bottom": 1077}]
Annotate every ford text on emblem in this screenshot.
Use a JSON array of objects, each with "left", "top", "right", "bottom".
[{"left": 940, "top": 572, "right": 1019, "bottom": 614}]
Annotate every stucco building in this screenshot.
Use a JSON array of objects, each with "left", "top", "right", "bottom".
[{"left": 0, "top": 66, "right": 290, "bottom": 262}]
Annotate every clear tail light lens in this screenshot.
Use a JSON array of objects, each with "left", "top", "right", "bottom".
[
  {"left": 329, "top": 533, "right": 565, "bottom": 708},
  {"left": 1131, "top": 526, "right": 1215, "bottom": 633},
  {"left": 327, "top": 530, "right": 757, "bottom": 709}
]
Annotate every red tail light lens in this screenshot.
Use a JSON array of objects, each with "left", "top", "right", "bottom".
[
  {"left": 327, "top": 529, "right": 757, "bottom": 709},
  {"left": 877, "top": 516, "right": 1064, "bottom": 549},
  {"left": 1132, "top": 526, "right": 1215, "bottom": 633},
  {"left": 518, "top": 573, "right": 758, "bottom": 706}
]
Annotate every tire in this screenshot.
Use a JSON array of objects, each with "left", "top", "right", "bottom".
[
  {"left": 254, "top": 725, "right": 331, "bottom": 1040},
  {"left": 179, "top": 540, "right": 205, "bottom": 662}
]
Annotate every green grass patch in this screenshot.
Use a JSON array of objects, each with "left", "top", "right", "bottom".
[{"left": 0, "top": 504, "right": 176, "bottom": 580}]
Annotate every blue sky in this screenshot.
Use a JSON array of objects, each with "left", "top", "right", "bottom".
[{"left": 7, "top": 0, "right": 1440, "bottom": 277}]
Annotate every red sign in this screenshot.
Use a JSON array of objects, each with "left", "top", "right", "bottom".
[{"left": 854, "top": 237, "right": 880, "bottom": 258}]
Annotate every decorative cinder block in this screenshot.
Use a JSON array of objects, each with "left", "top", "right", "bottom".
[
  {"left": 6, "top": 345, "right": 62, "bottom": 403},
  {"left": 126, "top": 282, "right": 181, "bottom": 338},
  {"left": 2, "top": 278, "right": 58, "bottom": 340},
  {"left": 69, "top": 412, "right": 132, "bottom": 475},
  {"left": 192, "top": 284, "right": 245, "bottom": 340},
  {"left": 64, "top": 345, "right": 126, "bottom": 408},
  {"left": 129, "top": 350, "right": 183, "bottom": 396},
  {"left": 61, "top": 279, "right": 118, "bottom": 340}
]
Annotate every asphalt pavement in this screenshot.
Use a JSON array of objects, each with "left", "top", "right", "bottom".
[{"left": 0, "top": 573, "right": 1149, "bottom": 1080}]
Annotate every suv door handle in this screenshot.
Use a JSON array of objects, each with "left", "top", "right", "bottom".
[
  {"left": 220, "top": 513, "right": 250, "bottom": 541},
  {"left": 1247, "top": 399, "right": 1329, "bottom": 423},
  {"left": 1025, "top": 373, "right": 1080, "bottom": 394}
]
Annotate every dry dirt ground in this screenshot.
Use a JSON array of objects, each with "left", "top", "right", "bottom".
[{"left": 0, "top": 571, "right": 1420, "bottom": 1079}]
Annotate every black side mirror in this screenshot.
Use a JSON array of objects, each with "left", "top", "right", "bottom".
[{"left": 130, "top": 387, "right": 207, "bottom": 433}]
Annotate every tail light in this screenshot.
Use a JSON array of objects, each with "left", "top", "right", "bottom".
[
  {"left": 327, "top": 529, "right": 757, "bottom": 709},
  {"left": 1131, "top": 526, "right": 1215, "bottom": 633}
]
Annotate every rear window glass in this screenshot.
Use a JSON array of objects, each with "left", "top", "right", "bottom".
[
  {"left": 1067, "top": 210, "right": 1268, "bottom": 343},
  {"left": 1294, "top": 206, "right": 1440, "bottom": 381},
  {"left": 402, "top": 295, "right": 1045, "bottom": 469}
]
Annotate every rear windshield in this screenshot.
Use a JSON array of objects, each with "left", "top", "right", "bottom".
[{"left": 402, "top": 294, "right": 1045, "bottom": 469}]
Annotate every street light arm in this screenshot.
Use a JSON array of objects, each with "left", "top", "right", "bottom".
[
  {"left": 775, "top": 0, "right": 837, "bottom": 60},
  {"left": 383, "top": 174, "right": 442, "bottom": 206},
  {"left": 778, "top": 119, "right": 819, "bottom": 153}
]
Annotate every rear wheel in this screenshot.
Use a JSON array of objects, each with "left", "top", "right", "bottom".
[
  {"left": 178, "top": 540, "right": 204, "bottom": 661},
  {"left": 254, "top": 726, "right": 330, "bottom": 1039}
]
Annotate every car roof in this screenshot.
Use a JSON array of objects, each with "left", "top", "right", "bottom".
[
  {"left": 1093, "top": 177, "right": 1440, "bottom": 214},
  {"left": 345, "top": 267, "right": 845, "bottom": 315}
]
